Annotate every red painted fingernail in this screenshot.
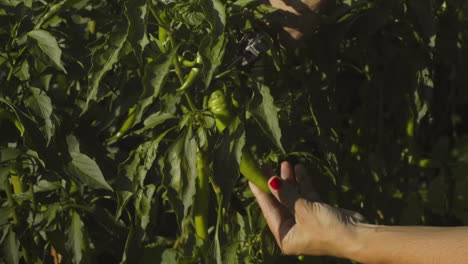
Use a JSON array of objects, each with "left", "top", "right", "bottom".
[{"left": 269, "top": 177, "right": 282, "bottom": 190}]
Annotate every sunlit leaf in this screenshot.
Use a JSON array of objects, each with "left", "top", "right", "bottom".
[
  {"left": 27, "top": 29, "right": 66, "bottom": 73},
  {"left": 66, "top": 152, "right": 113, "bottom": 191}
]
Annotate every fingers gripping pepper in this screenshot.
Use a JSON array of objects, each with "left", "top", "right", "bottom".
[{"left": 208, "top": 90, "right": 270, "bottom": 193}]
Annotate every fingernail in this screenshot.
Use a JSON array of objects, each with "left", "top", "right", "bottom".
[{"left": 269, "top": 177, "right": 282, "bottom": 190}]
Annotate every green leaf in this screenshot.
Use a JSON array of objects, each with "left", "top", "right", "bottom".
[
  {"left": 249, "top": 82, "right": 285, "bottom": 153},
  {"left": 161, "top": 127, "right": 198, "bottom": 231},
  {"left": 120, "top": 185, "right": 156, "bottom": 263},
  {"left": 0, "top": 0, "right": 24, "bottom": 7},
  {"left": 232, "top": 0, "right": 257, "bottom": 8},
  {"left": 0, "top": 207, "right": 13, "bottom": 226},
  {"left": 132, "top": 50, "right": 176, "bottom": 128},
  {"left": 24, "top": 87, "right": 54, "bottom": 145},
  {"left": 27, "top": 29, "right": 66, "bottom": 73},
  {"left": 66, "top": 152, "right": 113, "bottom": 191},
  {"left": 134, "top": 112, "right": 176, "bottom": 135},
  {"left": 83, "top": 26, "right": 128, "bottom": 115},
  {"left": 213, "top": 117, "right": 245, "bottom": 203},
  {"left": 135, "top": 185, "right": 156, "bottom": 232},
  {"left": 43, "top": 203, "right": 60, "bottom": 228},
  {"left": 161, "top": 248, "right": 178, "bottom": 264},
  {"left": 125, "top": 0, "right": 149, "bottom": 63},
  {"left": 114, "top": 128, "right": 172, "bottom": 219},
  {"left": 0, "top": 166, "right": 11, "bottom": 191},
  {"left": 66, "top": 211, "right": 84, "bottom": 264},
  {"left": 200, "top": 0, "right": 226, "bottom": 88},
  {"left": 2, "top": 227, "right": 19, "bottom": 264}
]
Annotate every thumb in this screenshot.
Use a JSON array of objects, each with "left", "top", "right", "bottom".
[{"left": 268, "top": 176, "right": 300, "bottom": 213}]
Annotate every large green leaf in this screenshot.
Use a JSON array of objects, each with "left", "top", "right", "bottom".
[
  {"left": 134, "top": 112, "right": 176, "bottom": 135},
  {"left": 249, "top": 82, "right": 285, "bottom": 153},
  {"left": 27, "top": 29, "right": 66, "bottom": 73},
  {"left": 114, "top": 128, "right": 172, "bottom": 219},
  {"left": 200, "top": 0, "right": 226, "bottom": 88},
  {"left": 34, "top": 0, "right": 90, "bottom": 28},
  {"left": 120, "top": 185, "right": 156, "bottom": 263},
  {"left": 161, "top": 127, "right": 198, "bottom": 231},
  {"left": 66, "top": 152, "right": 113, "bottom": 191},
  {"left": 24, "top": 87, "right": 54, "bottom": 145},
  {"left": 125, "top": 0, "right": 149, "bottom": 63},
  {"left": 132, "top": 50, "right": 176, "bottom": 128},
  {"left": 66, "top": 211, "right": 84, "bottom": 264},
  {"left": 2, "top": 227, "right": 19, "bottom": 264},
  {"left": 83, "top": 26, "right": 128, "bottom": 115},
  {"left": 0, "top": 207, "right": 13, "bottom": 226}
]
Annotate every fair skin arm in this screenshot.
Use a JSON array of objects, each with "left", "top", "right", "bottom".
[{"left": 249, "top": 161, "right": 468, "bottom": 264}]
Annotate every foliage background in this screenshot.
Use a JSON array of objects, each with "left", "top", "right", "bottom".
[{"left": 1, "top": 0, "right": 468, "bottom": 263}]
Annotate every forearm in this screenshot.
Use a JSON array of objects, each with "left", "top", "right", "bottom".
[{"left": 346, "top": 224, "right": 468, "bottom": 264}]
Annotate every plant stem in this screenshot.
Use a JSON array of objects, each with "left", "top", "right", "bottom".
[
  {"left": 184, "top": 93, "right": 196, "bottom": 111},
  {"left": 4, "top": 179, "right": 18, "bottom": 225}
]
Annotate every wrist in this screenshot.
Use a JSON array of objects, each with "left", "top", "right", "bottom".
[{"left": 337, "top": 223, "right": 378, "bottom": 261}]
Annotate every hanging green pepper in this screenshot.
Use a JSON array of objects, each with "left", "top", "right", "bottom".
[
  {"left": 208, "top": 90, "right": 270, "bottom": 193},
  {"left": 194, "top": 150, "right": 209, "bottom": 240},
  {"left": 176, "top": 54, "right": 203, "bottom": 92},
  {"left": 106, "top": 105, "right": 138, "bottom": 143},
  {"left": 177, "top": 56, "right": 198, "bottom": 67}
]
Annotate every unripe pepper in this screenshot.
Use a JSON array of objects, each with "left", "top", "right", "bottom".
[
  {"left": 106, "top": 105, "right": 137, "bottom": 142},
  {"left": 194, "top": 150, "right": 209, "bottom": 240},
  {"left": 208, "top": 90, "right": 270, "bottom": 193},
  {"left": 176, "top": 54, "right": 202, "bottom": 92}
]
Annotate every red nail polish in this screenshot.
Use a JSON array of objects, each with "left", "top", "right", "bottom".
[{"left": 269, "top": 177, "right": 282, "bottom": 190}]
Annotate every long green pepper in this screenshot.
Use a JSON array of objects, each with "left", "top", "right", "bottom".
[
  {"left": 194, "top": 150, "right": 209, "bottom": 240},
  {"left": 208, "top": 90, "right": 270, "bottom": 193},
  {"left": 176, "top": 54, "right": 203, "bottom": 92}
]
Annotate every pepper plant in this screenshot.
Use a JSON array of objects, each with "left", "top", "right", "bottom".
[{"left": 1, "top": 0, "right": 468, "bottom": 263}]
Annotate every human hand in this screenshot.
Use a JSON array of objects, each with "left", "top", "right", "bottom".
[
  {"left": 265, "top": 0, "right": 326, "bottom": 42},
  {"left": 249, "top": 162, "right": 367, "bottom": 257}
]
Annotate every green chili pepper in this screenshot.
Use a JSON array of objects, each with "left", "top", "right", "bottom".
[
  {"left": 107, "top": 105, "right": 138, "bottom": 142},
  {"left": 177, "top": 56, "right": 198, "bottom": 67},
  {"left": 176, "top": 54, "right": 203, "bottom": 92},
  {"left": 194, "top": 150, "right": 209, "bottom": 240},
  {"left": 159, "top": 26, "right": 168, "bottom": 52},
  {"left": 208, "top": 90, "right": 270, "bottom": 193},
  {"left": 176, "top": 67, "right": 200, "bottom": 92},
  {"left": 10, "top": 170, "right": 24, "bottom": 195}
]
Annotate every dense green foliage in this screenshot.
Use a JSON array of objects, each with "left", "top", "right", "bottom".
[{"left": 1, "top": 0, "right": 468, "bottom": 263}]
